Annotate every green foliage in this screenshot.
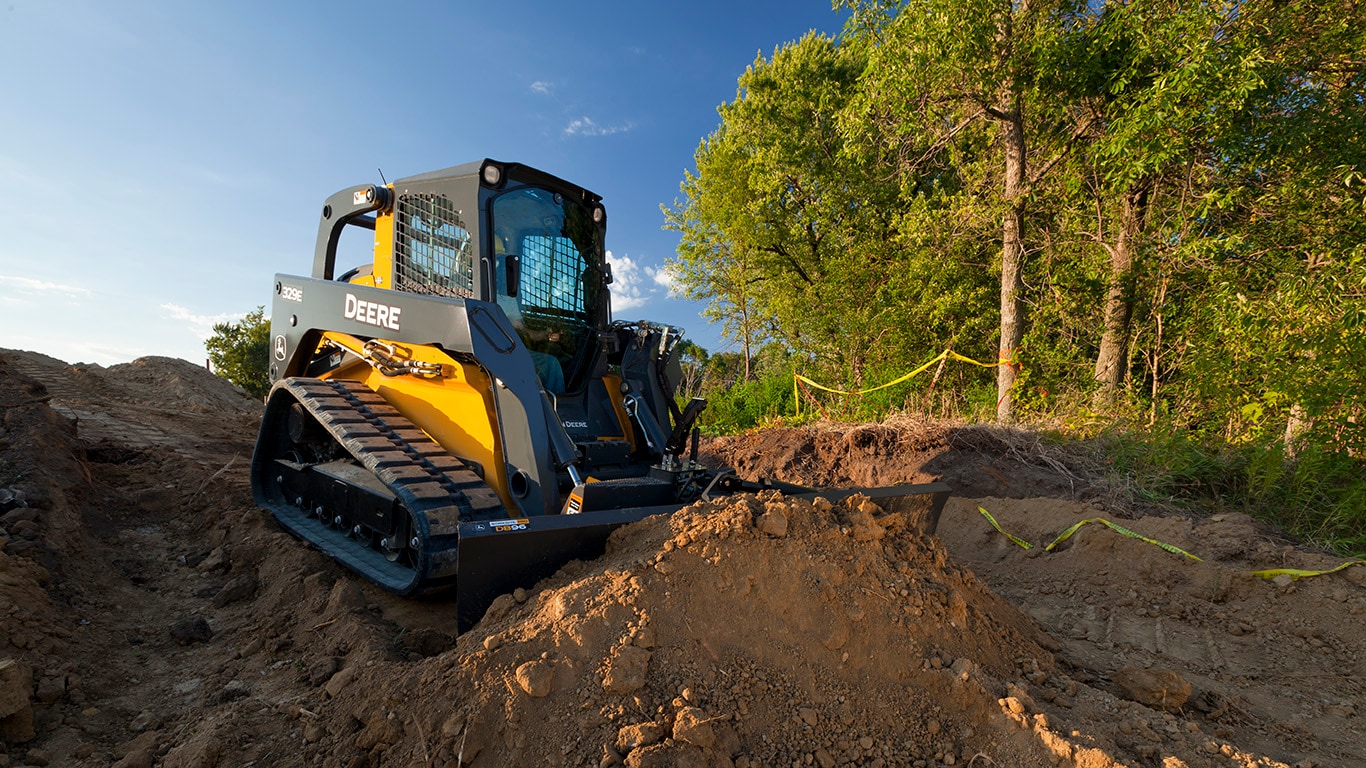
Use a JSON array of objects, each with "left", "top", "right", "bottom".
[
  {"left": 696, "top": 343, "right": 798, "bottom": 433},
  {"left": 1096, "top": 423, "right": 1366, "bottom": 555},
  {"left": 205, "top": 307, "right": 271, "bottom": 399},
  {"left": 667, "top": 0, "right": 1366, "bottom": 550}
]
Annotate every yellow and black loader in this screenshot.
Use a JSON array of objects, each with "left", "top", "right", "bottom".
[{"left": 250, "top": 159, "right": 949, "bottom": 631}]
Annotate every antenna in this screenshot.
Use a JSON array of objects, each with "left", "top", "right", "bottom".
[{"left": 377, "top": 168, "right": 388, "bottom": 185}]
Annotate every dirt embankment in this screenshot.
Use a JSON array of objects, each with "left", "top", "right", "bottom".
[{"left": 1, "top": 349, "right": 1362, "bottom": 768}]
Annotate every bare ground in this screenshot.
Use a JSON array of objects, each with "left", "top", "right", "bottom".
[{"left": 0, "top": 349, "right": 1362, "bottom": 768}]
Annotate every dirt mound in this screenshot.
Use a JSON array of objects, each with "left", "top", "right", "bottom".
[
  {"left": 283, "top": 492, "right": 1073, "bottom": 768},
  {"left": 707, "top": 418, "right": 1099, "bottom": 501},
  {"left": 3, "top": 349, "right": 1363, "bottom": 768},
  {"left": 101, "top": 357, "right": 259, "bottom": 416}
]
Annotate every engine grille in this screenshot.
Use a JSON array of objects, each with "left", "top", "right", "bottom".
[{"left": 394, "top": 193, "right": 474, "bottom": 298}]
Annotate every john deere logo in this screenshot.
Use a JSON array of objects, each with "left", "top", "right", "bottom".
[{"left": 273, "top": 335, "right": 287, "bottom": 361}]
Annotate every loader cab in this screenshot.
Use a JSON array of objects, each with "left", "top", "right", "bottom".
[
  {"left": 314, "top": 161, "right": 611, "bottom": 391},
  {"left": 488, "top": 182, "right": 608, "bottom": 394}
]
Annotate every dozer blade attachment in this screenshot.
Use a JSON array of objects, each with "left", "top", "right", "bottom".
[
  {"left": 791, "top": 481, "right": 952, "bottom": 536},
  {"left": 451, "top": 503, "right": 691, "bottom": 632}
]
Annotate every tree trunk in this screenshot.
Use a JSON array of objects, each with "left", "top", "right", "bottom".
[
  {"left": 1094, "top": 182, "right": 1151, "bottom": 397},
  {"left": 1284, "top": 403, "right": 1310, "bottom": 460},
  {"left": 997, "top": 102, "right": 1028, "bottom": 423}
]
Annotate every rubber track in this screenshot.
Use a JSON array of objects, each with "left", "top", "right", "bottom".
[{"left": 270, "top": 378, "right": 503, "bottom": 591}]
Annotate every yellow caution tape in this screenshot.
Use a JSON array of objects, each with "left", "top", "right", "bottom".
[
  {"left": 974, "top": 507, "right": 1365, "bottom": 582},
  {"left": 794, "top": 348, "right": 1006, "bottom": 416},
  {"left": 1045, "top": 518, "right": 1204, "bottom": 562},
  {"left": 1249, "top": 560, "right": 1366, "bottom": 581},
  {"left": 977, "top": 506, "right": 1033, "bottom": 549}
]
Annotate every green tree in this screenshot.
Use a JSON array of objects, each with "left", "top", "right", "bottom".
[
  {"left": 666, "top": 31, "right": 992, "bottom": 390},
  {"left": 205, "top": 306, "right": 271, "bottom": 399},
  {"left": 841, "top": 0, "right": 1082, "bottom": 421},
  {"left": 664, "top": 33, "right": 892, "bottom": 382},
  {"left": 673, "top": 339, "right": 710, "bottom": 402}
]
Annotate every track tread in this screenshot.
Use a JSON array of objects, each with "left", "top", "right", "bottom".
[{"left": 261, "top": 377, "right": 505, "bottom": 593}]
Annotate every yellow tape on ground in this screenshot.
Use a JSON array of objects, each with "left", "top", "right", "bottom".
[
  {"left": 794, "top": 348, "right": 1007, "bottom": 416},
  {"left": 1250, "top": 560, "right": 1366, "bottom": 581},
  {"left": 975, "top": 509, "right": 1365, "bottom": 582},
  {"left": 1044, "top": 518, "right": 1203, "bottom": 561},
  {"left": 976, "top": 506, "right": 1033, "bottom": 549}
]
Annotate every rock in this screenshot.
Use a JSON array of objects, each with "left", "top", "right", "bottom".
[
  {"left": 303, "top": 720, "right": 325, "bottom": 743},
  {"left": 33, "top": 675, "right": 64, "bottom": 704},
  {"left": 756, "top": 504, "right": 788, "bottom": 538},
  {"left": 440, "top": 713, "right": 465, "bottom": 739},
  {"left": 949, "top": 657, "right": 974, "bottom": 678},
  {"left": 849, "top": 499, "right": 887, "bottom": 541},
  {"left": 0, "top": 506, "right": 35, "bottom": 525},
  {"left": 169, "top": 617, "right": 213, "bottom": 646},
  {"left": 237, "top": 638, "right": 264, "bottom": 658},
  {"left": 482, "top": 635, "right": 502, "bottom": 651},
  {"left": 798, "top": 707, "right": 819, "bottom": 727},
  {"left": 354, "top": 715, "right": 403, "bottom": 750},
  {"left": 1114, "top": 667, "right": 1192, "bottom": 712},
  {"left": 325, "top": 579, "right": 365, "bottom": 615},
  {"left": 195, "top": 546, "right": 229, "bottom": 573},
  {"left": 616, "top": 722, "right": 665, "bottom": 752},
  {"left": 0, "top": 658, "right": 33, "bottom": 719},
  {"left": 515, "top": 660, "right": 554, "bottom": 697},
  {"left": 23, "top": 748, "right": 50, "bottom": 767},
  {"left": 626, "top": 743, "right": 708, "bottom": 768},
  {"left": 8, "top": 520, "right": 39, "bottom": 538},
  {"left": 324, "top": 666, "right": 358, "bottom": 698},
  {"left": 210, "top": 679, "right": 250, "bottom": 704},
  {"left": 3, "top": 539, "right": 41, "bottom": 556},
  {"left": 113, "top": 731, "right": 160, "bottom": 768},
  {"left": 672, "top": 707, "right": 715, "bottom": 749},
  {"left": 211, "top": 573, "right": 259, "bottom": 607},
  {"left": 129, "top": 710, "right": 157, "bottom": 733},
  {"left": 306, "top": 657, "right": 342, "bottom": 687},
  {"left": 603, "top": 645, "right": 651, "bottom": 694},
  {"left": 0, "top": 706, "right": 35, "bottom": 744},
  {"left": 600, "top": 743, "right": 625, "bottom": 768}
]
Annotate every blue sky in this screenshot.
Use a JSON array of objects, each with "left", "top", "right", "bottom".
[{"left": 0, "top": 1, "right": 847, "bottom": 367}]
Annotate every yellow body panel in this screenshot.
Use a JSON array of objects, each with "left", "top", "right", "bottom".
[
  {"left": 371, "top": 199, "right": 395, "bottom": 289},
  {"left": 316, "top": 332, "right": 512, "bottom": 510},
  {"left": 600, "top": 373, "right": 635, "bottom": 452}
]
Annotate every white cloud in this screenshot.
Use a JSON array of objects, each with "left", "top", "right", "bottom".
[
  {"left": 530, "top": 81, "right": 552, "bottom": 94},
  {"left": 563, "top": 116, "right": 634, "bottom": 137},
  {"left": 0, "top": 275, "right": 91, "bottom": 298},
  {"left": 160, "top": 303, "right": 247, "bottom": 340},
  {"left": 606, "top": 251, "right": 655, "bottom": 312},
  {"left": 648, "top": 263, "right": 681, "bottom": 296}
]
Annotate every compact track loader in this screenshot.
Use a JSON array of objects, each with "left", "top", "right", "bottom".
[{"left": 250, "top": 159, "right": 949, "bottom": 631}]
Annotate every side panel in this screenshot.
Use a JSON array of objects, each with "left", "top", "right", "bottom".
[{"left": 268, "top": 275, "right": 566, "bottom": 517}]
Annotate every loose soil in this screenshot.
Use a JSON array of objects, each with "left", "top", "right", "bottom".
[{"left": 1, "top": 349, "right": 1362, "bottom": 768}]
